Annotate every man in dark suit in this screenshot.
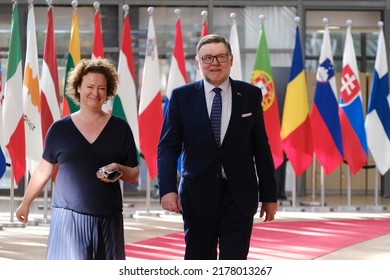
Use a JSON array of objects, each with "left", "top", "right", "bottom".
[{"left": 157, "top": 34, "right": 277, "bottom": 260}]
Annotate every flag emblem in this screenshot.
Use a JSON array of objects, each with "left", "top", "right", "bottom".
[
  {"left": 146, "top": 38, "right": 156, "bottom": 58},
  {"left": 24, "top": 65, "right": 40, "bottom": 110},
  {"left": 341, "top": 64, "right": 360, "bottom": 104},
  {"left": 251, "top": 70, "right": 275, "bottom": 111},
  {"left": 317, "top": 58, "right": 334, "bottom": 83}
]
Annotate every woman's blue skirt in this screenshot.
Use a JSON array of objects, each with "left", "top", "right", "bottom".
[{"left": 46, "top": 207, "right": 125, "bottom": 260}]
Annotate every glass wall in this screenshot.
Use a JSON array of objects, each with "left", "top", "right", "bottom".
[{"left": 305, "top": 10, "right": 381, "bottom": 72}]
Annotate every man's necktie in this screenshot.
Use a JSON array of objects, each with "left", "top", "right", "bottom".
[{"left": 210, "top": 87, "right": 222, "bottom": 147}]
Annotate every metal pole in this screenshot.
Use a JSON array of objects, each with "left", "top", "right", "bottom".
[
  {"left": 2, "top": 169, "right": 24, "bottom": 228},
  {"left": 311, "top": 156, "right": 316, "bottom": 203},
  {"left": 374, "top": 169, "right": 379, "bottom": 206},
  {"left": 146, "top": 171, "right": 151, "bottom": 213},
  {"left": 347, "top": 167, "right": 351, "bottom": 206},
  {"left": 292, "top": 174, "right": 296, "bottom": 208},
  {"left": 320, "top": 167, "right": 325, "bottom": 207},
  {"left": 10, "top": 174, "right": 14, "bottom": 223}
]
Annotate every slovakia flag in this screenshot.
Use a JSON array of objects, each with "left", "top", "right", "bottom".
[{"left": 339, "top": 22, "right": 367, "bottom": 174}]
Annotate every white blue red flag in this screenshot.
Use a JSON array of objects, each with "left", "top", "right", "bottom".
[
  {"left": 339, "top": 21, "right": 367, "bottom": 174},
  {"left": 164, "top": 9, "right": 187, "bottom": 115},
  {"left": 310, "top": 19, "right": 343, "bottom": 174}
]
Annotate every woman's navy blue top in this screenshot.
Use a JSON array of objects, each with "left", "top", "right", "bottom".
[{"left": 43, "top": 115, "right": 138, "bottom": 216}]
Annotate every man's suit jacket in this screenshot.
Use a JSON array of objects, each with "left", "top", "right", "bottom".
[{"left": 158, "top": 78, "right": 277, "bottom": 218}]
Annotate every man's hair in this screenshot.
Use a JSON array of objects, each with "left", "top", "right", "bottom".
[{"left": 196, "top": 34, "right": 232, "bottom": 55}]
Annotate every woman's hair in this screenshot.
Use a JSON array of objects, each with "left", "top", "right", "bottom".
[
  {"left": 196, "top": 33, "right": 232, "bottom": 55},
  {"left": 66, "top": 58, "right": 119, "bottom": 104}
]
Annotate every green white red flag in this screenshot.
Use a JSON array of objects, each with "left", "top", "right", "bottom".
[{"left": 2, "top": 2, "right": 25, "bottom": 184}]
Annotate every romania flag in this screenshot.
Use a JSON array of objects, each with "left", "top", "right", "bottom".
[{"left": 281, "top": 24, "right": 313, "bottom": 176}]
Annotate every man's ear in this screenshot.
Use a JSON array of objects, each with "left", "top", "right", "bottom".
[{"left": 195, "top": 56, "right": 200, "bottom": 70}]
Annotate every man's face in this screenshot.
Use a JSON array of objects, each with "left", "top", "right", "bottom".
[{"left": 196, "top": 42, "right": 233, "bottom": 86}]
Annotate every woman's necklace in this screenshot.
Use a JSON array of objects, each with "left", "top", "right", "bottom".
[
  {"left": 77, "top": 112, "right": 105, "bottom": 126},
  {"left": 73, "top": 112, "right": 108, "bottom": 144}
]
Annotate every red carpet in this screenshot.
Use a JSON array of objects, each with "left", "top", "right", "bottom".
[{"left": 125, "top": 218, "right": 390, "bottom": 260}]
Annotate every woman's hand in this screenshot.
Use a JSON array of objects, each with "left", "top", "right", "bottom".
[
  {"left": 15, "top": 202, "right": 30, "bottom": 224},
  {"left": 97, "top": 163, "right": 139, "bottom": 184}
]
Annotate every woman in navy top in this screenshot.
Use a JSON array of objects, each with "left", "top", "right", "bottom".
[{"left": 16, "top": 58, "right": 140, "bottom": 259}]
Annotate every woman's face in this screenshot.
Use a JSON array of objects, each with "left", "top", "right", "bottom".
[{"left": 77, "top": 72, "right": 107, "bottom": 110}]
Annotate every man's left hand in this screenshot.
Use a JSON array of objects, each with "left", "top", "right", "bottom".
[{"left": 259, "top": 202, "right": 277, "bottom": 222}]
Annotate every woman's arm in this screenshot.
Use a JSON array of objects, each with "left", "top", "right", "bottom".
[
  {"left": 117, "top": 164, "right": 140, "bottom": 185},
  {"left": 99, "top": 163, "right": 139, "bottom": 185},
  {"left": 15, "top": 159, "right": 55, "bottom": 223}
]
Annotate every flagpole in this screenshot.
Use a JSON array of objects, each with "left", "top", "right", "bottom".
[
  {"left": 146, "top": 171, "right": 151, "bottom": 213},
  {"left": 374, "top": 170, "right": 379, "bottom": 206},
  {"left": 135, "top": 169, "right": 159, "bottom": 217},
  {"left": 311, "top": 155, "right": 316, "bottom": 203},
  {"left": 317, "top": 166, "right": 333, "bottom": 211},
  {"left": 201, "top": 10, "right": 208, "bottom": 26},
  {"left": 292, "top": 175, "right": 296, "bottom": 208},
  {"left": 2, "top": 169, "right": 24, "bottom": 228},
  {"left": 347, "top": 167, "right": 351, "bottom": 206},
  {"left": 10, "top": 174, "right": 14, "bottom": 223},
  {"left": 300, "top": 156, "right": 321, "bottom": 208},
  {"left": 366, "top": 169, "right": 386, "bottom": 211},
  {"left": 301, "top": 155, "right": 321, "bottom": 207},
  {"left": 345, "top": 167, "right": 358, "bottom": 211},
  {"left": 320, "top": 167, "right": 325, "bottom": 207}
]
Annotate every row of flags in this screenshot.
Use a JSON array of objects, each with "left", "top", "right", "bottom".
[
  {"left": 0, "top": 2, "right": 162, "bottom": 185},
  {"left": 251, "top": 16, "right": 390, "bottom": 178},
  {"left": 0, "top": 3, "right": 389, "bottom": 189}
]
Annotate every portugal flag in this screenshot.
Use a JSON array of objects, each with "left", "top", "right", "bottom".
[{"left": 251, "top": 17, "right": 283, "bottom": 169}]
